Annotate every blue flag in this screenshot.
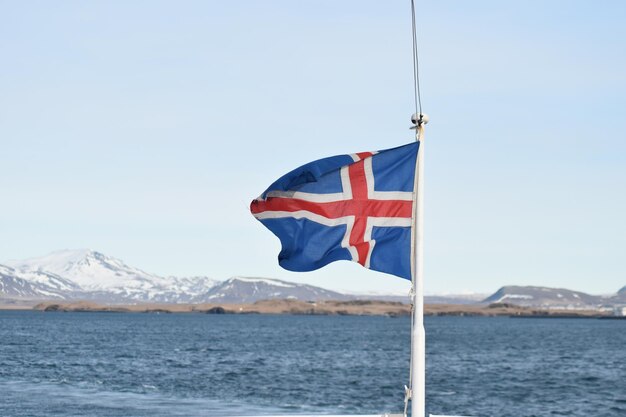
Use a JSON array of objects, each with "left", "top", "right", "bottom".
[{"left": 251, "top": 142, "right": 419, "bottom": 280}]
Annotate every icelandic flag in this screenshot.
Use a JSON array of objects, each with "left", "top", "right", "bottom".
[{"left": 250, "top": 142, "right": 419, "bottom": 280}]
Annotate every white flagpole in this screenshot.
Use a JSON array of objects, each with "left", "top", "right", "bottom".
[{"left": 410, "top": 114, "right": 428, "bottom": 417}]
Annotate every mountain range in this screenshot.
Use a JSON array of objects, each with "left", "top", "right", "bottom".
[
  {"left": 1, "top": 249, "right": 624, "bottom": 308},
  {"left": 0, "top": 249, "right": 375, "bottom": 304},
  {"left": 481, "top": 285, "right": 626, "bottom": 309}
]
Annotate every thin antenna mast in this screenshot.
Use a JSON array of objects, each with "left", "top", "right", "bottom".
[{"left": 408, "top": 1, "right": 427, "bottom": 417}]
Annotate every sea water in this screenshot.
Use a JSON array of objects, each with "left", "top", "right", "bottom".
[{"left": 0, "top": 311, "right": 624, "bottom": 417}]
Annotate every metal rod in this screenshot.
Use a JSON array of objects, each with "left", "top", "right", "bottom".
[{"left": 411, "top": 121, "right": 426, "bottom": 417}]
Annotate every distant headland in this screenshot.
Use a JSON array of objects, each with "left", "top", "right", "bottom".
[{"left": 26, "top": 299, "right": 620, "bottom": 319}]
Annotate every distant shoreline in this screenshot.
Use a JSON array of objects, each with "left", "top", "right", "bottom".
[{"left": 0, "top": 299, "right": 617, "bottom": 318}]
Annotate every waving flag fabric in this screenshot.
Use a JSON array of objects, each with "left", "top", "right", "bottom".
[{"left": 250, "top": 142, "right": 419, "bottom": 280}]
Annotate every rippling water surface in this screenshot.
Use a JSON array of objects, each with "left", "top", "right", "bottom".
[{"left": 0, "top": 311, "right": 624, "bottom": 417}]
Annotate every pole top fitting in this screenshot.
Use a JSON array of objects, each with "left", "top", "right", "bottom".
[{"left": 411, "top": 113, "right": 429, "bottom": 127}]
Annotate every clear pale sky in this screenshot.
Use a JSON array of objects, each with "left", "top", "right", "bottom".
[{"left": 1, "top": 1, "right": 624, "bottom": 295}]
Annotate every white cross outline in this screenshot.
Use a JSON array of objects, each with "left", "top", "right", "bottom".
[{"left": 254, "top": 153, "right": 413, "bottom": 268}]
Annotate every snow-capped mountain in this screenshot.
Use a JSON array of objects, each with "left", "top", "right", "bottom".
[
  {"left": 7, "top": 249, "right": 167, "bottom": 291},
  {"left": 482, "top": 286, "right": 603, "bottom": 308},
  {"left": 0, "top": 264, "right": 80, "bottom": 299},
  {"left": 200, "top": 276, "right": 352, "bottom": 303},
  {"left": 4, "top": 250, "right": 218, "bottom": 303}
]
